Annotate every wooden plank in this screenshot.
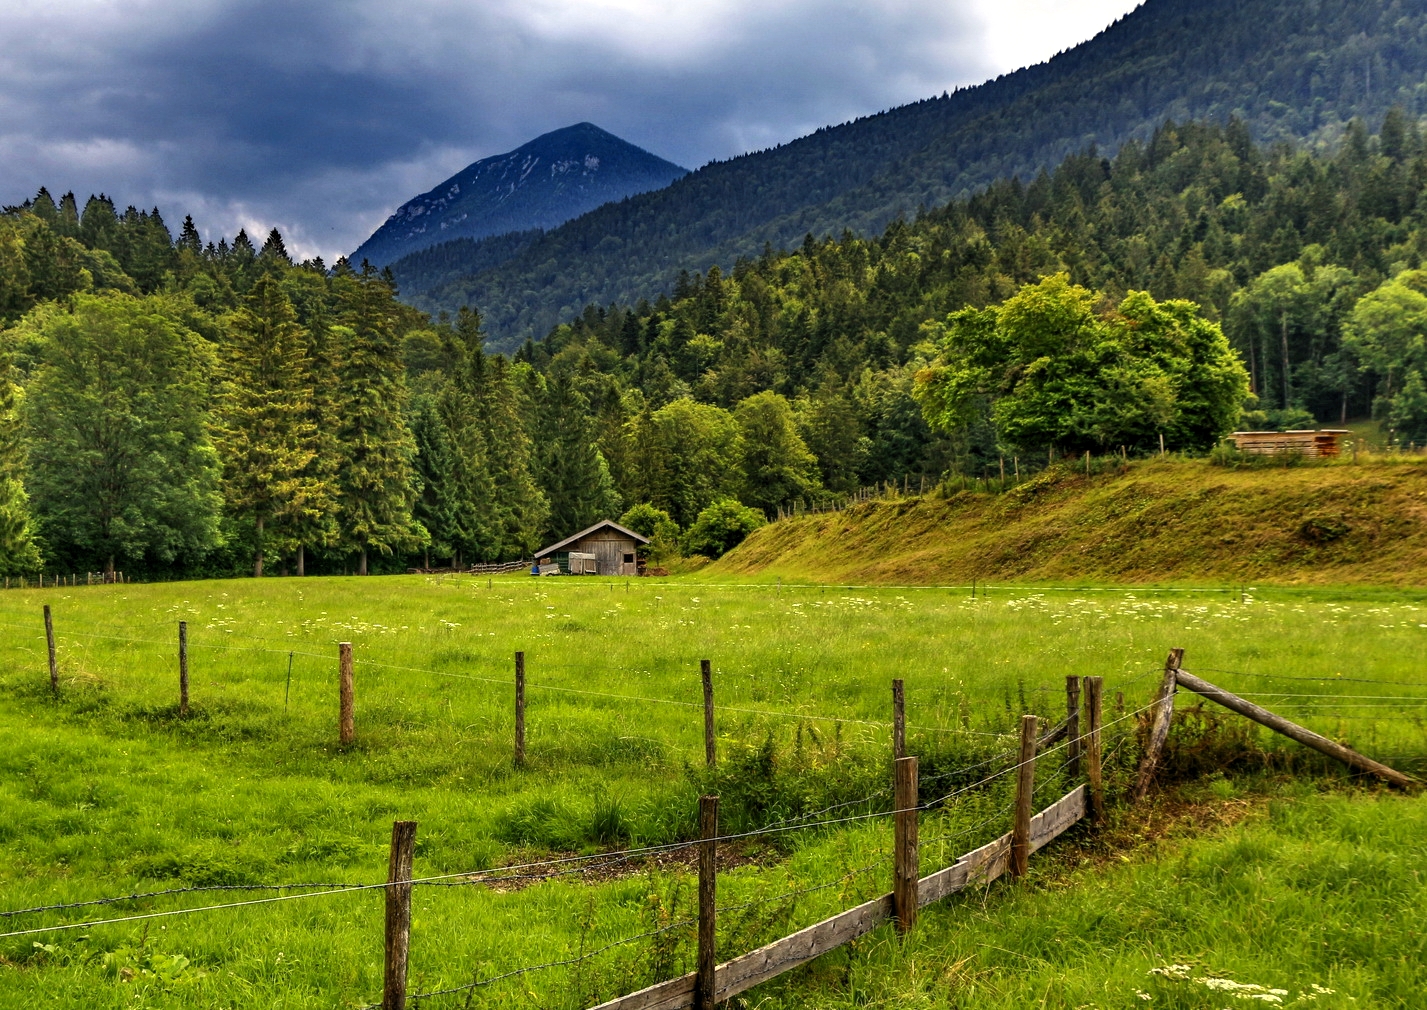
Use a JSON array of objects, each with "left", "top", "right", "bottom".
[
  {"left": 589, "top": 785, "right": 1087, "bottom": 1010},
  {"left": 713, "top": 894, "right": 894, "bottom": 1002},
  {"left": 1175, "top": 670, "right": 1419, "bottom": 790},
  {"left": 1029, "top": 785, "right": 1086, "bottom": 853}
]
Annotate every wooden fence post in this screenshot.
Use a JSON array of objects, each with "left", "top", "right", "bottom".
[
  {"left": 178, "top": 621, "right": 190, "bottom": 717},
  {"left": 1065, "top": 674, "right": 1081, "bottom": 779},
  {"left": 702, "top": 659, "right": 716, "bottom": 768},
  {"left": 1133, "top": 648, "right": 1183, "bottom": 801},
  {"left": 339, "top": 642, "right": 355, "bottom": 745},
  {"left": 697, "top": 795, "right": 718, "bottom": 1010},
  {"left": 891, "top": 678, "right": 905, "bottom": 760},
  {"left": 1083, "top": 676, "right": 1105, "bottom": 824},
  {"left": 383, "top": 820, "right": 418, "bottom": 1010},
  {"left": 1011, "top": 714, "right": 1038, "bottom": 877},
  {"left": 893, "top": 755, "right": 919, "bottom": 933},
  {"left": 515, "top": 651, "right": 526, "bottom": 767},
  {"left": 43, "top": 604, "right": 57, "bottom": 697}
]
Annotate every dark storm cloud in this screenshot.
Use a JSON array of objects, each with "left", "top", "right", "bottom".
[{"left": 0, "top": 0, "right": 1087, "bottom": 259}]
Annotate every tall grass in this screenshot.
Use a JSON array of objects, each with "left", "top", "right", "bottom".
[{"left": 0, "top": 574, "right": 1423, "bottom": 1006}]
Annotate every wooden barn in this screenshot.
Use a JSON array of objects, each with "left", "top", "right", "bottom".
[
  {"left": 536, "top": 520, "right": 649, "bottom": 576},
  {"left": 1230, "top": 429, "right": 1349, "bottom": 457}
]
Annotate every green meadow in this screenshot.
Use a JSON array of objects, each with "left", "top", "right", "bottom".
[{"left": 0, "top": 574, "right": 1423, "bottom": 1008}]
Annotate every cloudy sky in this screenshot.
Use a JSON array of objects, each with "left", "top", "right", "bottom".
[{"left": 0, "top": 0, "right": 1143, "bottom": 260}]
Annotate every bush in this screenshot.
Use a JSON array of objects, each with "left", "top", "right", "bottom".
[
  {"left": 681, "top": 498, "right": 765, "bottom": 558},
  {"left": 620, "top": 502, "right": 681, "bottom": 563}
]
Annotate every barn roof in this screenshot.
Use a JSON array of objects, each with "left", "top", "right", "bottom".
[{"left": 538, "top": 519, "right": 650, "bottom": 557}]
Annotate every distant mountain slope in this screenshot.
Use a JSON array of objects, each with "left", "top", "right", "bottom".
[
  {"left": 353, "top": 123, "right": 686, "bottom": 266},
  {"left": 401, "top": 0, "right": 1427, "bottom": 349}
]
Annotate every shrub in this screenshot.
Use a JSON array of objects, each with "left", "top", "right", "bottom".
[{"left": 682, "top": 498, "right": 764, "bottom": 558}]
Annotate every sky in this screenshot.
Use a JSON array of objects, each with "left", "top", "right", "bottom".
[{"left": 0, "top": 0, "right": 1144, "bottom": 261}]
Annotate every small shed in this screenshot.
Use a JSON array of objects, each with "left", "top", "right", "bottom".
[
  {"left": 1230, "top": 430, "right": 1349, "bottom": 457},
  {"left": 537, "top": 520, "right": 649, "bottom": 576}
]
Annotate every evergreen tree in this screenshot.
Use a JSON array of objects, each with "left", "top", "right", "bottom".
[
  {"left": 534, "top": 369, "right": 620, "bottom": 540},
  {"left": 334, "top": 268, "right": 425, "bottom": 573},
  {"left": 212, "top": 273, "right": 335, "bottom": 577}
]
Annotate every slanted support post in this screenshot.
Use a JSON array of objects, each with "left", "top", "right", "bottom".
[
  {"left": 1011, "top": 714, "right": 1038, "bottom": 877},
  {"left": 697, "top": 795, "right": 718, "bottom": 1010},
  {"left": 1133, "top": 648, "right": 1183, "bottom": 801},
  {"left": 893, "top": 755, "right": 919, "bottom": 932}
]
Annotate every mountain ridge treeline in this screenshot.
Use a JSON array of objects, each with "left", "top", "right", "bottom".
[
  {"left": 394, "top": 0, "right": 1427, "bottom": 349},
  {"left": 5, "top": 116, "right": 1427, "bottom": 578}
]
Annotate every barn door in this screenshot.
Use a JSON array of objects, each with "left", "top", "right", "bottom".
[{"left": 593, "top": 539, "right": 622, "bottom": 575}]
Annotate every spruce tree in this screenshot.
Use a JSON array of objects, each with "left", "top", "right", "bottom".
[
  {"left": 534, "top": 369, "right": 621, "bottom": 540},
  {"left": 334, "top": 267, "right": 425, "bottom": 573},
  {"left": 213, "top": 272, "right": 335, "bottom": 577}
]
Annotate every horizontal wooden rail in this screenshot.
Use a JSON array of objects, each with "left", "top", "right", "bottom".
[
  {"left": 587, "top": 785, "right": 1087, "bottom": 1010},
  {"left": 1174, "top": 670, "right": 1419, "bottom": 790}
]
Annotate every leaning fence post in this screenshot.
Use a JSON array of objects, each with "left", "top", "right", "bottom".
[
  {"left": 383, "top": 820, "right": 417, "bottom": 1010},
  {"left": 515, "top": 651, "right": 526, "bottom": 767},
  {"left": 1011, "top": 714, "right": 1038, "bottom": 877},
  {"left": 178, "top": 621, "right": 190, "bottom": 717},
  {"left": 43, "top": 605, "right": 57, "bottom": 697},
  {"left": 1065, "top": 674, "right": 1081, "bottom": 779},
  {"left": 1133, "top": 649, "right": 1183, "bottom": 801},
  {"left": 697, "top": 794, "right": 719, "bottom": 1010},
  {"left": 892, "top": 678, "right": 906, "bottom": 760},
  {"left": 339, "top": 642, "right": 355, "bottom": 745},
  {"left": 1083, "top": 677, "right": 1105, "bottom": 824},
  {"left": 701, "top": 659, "right": 716, "bottom": 768},
  {"left": 893, "top": 755, "right": 919, "bottom": 933}
]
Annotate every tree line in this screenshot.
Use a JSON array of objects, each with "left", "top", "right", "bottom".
[{"left": 4, "top": 114, "right": 1427, "bottom": 578}]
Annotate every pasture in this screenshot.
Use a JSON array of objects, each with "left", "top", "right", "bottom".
[{"left": 0, "top": 574, "right": 1424, "bottom": 1008}]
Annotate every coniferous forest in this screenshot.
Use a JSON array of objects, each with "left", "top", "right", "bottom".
[{"left": 6, "top": 117, "right": 1427, "bottom": 579}]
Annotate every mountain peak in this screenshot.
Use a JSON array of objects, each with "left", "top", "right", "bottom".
[{"left": 352, "top": 124, "right": 687, "bottom": 266}]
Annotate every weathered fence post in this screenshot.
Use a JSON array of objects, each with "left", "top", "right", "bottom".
[
  {"left": 1083, "top": 676, "right": 1105, "bottom": 824},
  {"left": 515, "top": 651, "right": 526, "bottom": 767},
  {"left": 891, "top": 678, "right": 906, "bottom": 760},
  {"left": 702, "top": 659, "right": 716, "bottom": 768},
  {"left": 1011, "top": 714, "right": 1038, "bottom": 878},
  {"left": 383, "top": 820, "right": 417, "bottom": 1010},
  {"left": 43, "top": 604, "right": 57, "bottom": 697},
  {"left": 893, "top": 755, "right": 919, "bottom": 933},
  {"left": 1133, "top": 648, "right": 1183, "bottom": 801},
  {"left": 178, "top": 621, "right": 190, "bottom": 717},
  {"left": 1065, "top": 674, "right": 1081, "bottom": 779},
  {"left": 339, "top": 642, "right": 355, "bottom": 745},
  {"left": 697, "top": 794, "right": 719, "bottom": 1010}
]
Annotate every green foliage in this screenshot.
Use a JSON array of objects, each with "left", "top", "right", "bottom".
[
  {"left": 915, "top": 275, "right": 1249, "bottom": 454},
  {"left": 623, "top": 398, "right": 743, "bottom": 528},
  {"left": 682, "top": 497, "right": 765, "bottom": 558},
  {"left": 734, "top": 391, "right": 821, "bottom": 514},
  {"left": 0, "top": 334, "right": 40, "bottom": 575},
  {"left": 332, "top": 269, "right": 426, "bottom": 571},
  {"left": 17, "top": 293, "right": 222, "bottom": 573},
  {"left": 211, "top": 273, "right": 335, "bottom": 576},
  {"left": 619, "top": 502, "right": 680, "bottom": 563}
]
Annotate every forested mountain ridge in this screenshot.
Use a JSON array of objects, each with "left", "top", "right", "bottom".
[
  {"left": 353, "top": 123, "right": 687, "bottom": 267},
  {"left": 401, "top": 0, "right": 1427, "bottom": 349},
  {"left": 6, "top": 115, "right": 1427, "bottom": 580}
]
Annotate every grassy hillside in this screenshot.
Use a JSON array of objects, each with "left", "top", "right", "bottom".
[{"left": 714, "top": 458, "right": 1427, "bottom": 586}]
